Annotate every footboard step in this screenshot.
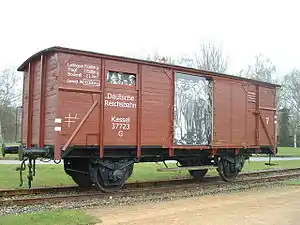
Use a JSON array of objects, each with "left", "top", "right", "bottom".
[{"left": 157, "top": 165, "right": 218, "bottom": 172}]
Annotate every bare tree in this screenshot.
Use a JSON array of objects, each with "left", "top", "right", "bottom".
[
  {"left": 0, "top": 67, "right": 22, "bottom": 142},
  {"left": 0, "top": 68, "right": 22, "bottom": 105},
  {"left": 281, "top": 69, "right": 300, "bottom": 147},
  {"left": 145, "top": 51, "right": 177, "bottom": 64},
  {"left": 143, "top": 41, "right": 228, "bottom": 73},
  {"left": 238, "top": 53, "right": 276, "bottom": 83},
  {"left": 178, "top": 41, "right": 228, "bottom": 73}
]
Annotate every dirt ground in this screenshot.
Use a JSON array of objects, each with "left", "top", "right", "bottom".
[{"left": 88, "top": 185, "right": 300, "bottom": 225}]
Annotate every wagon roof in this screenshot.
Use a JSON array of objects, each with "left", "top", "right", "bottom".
[{"left": 17, "top": 46, "right": 281, "bottom": 88}]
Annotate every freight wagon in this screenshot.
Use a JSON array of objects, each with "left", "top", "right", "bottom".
[{"left": 5, "top": 46, "right": 280, "bottom": 192}]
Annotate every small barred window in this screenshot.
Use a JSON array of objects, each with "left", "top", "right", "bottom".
[{"left": 107, "top": 71, "right": 136, "bottom": 86}]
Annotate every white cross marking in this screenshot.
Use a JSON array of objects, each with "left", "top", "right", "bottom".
[{"left": 64, "top": 113, "right": 79, "bottom": 128}]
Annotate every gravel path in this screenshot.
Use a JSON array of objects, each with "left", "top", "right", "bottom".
[{"left": 88, "top": 184, "right": 300, "bottom": 225}]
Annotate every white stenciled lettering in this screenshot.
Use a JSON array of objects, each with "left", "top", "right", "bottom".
[
  {"left": 104, "top": 93, "right": 136, "bottom": 109},
  {"left": 110, "top": 115, "right": 131, "bottom": 138},
  {"left": 66, "top": 79, "right": 78, "bottom": 84},
  {"left": 67, "top": 71, "right": 82, "bottom": 77},
  {"left": 67, "top": 66, "right": 82, "bottom": 77},
  {"left": 105, "top": 100, "right": 136, "bottom": 108},
  {"left": 83, "top": 79, "right": 100, "bottom": 87},
  {"left": 106, "top": 93, "right": 135, "bottom": 101},
  {"left": 66, "top": 61, "right": 100, "bottom": 87},
  {"left": 118, "top": 130, "right": 124, "bottom": 137},
  {"left": 84, "top": 64, "right": 99, "bottom": 70},
  {"left": 112, "top": 123, "right": 130, "bottom": 130},
  {"left": 84, "top": 69, "right": 97, "bottom": 74},
  {"left": 111, "top": 116, "right": 131, "bottom": 123},
  {"left": 67, "top": 62, "right": 84, "bottom": 69}
]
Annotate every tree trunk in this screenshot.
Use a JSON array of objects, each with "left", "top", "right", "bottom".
[
  {"left": 0, "top": 121, "right": 3, "bottom": 143},
  {"left": 294, "top": 132, "right": 297, "bottom": 148}
]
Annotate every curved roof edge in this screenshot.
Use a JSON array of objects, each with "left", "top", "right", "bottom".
[
  {"left": 17, "top": 46, "right": 59, "bottom": 71},
  {"left": 17, "top": 46, "right": 281, "bottom": 88}
]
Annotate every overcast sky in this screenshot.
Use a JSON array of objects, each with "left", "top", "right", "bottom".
[{"left": 0, "top": 0, "right": 299, "bottom": 79}]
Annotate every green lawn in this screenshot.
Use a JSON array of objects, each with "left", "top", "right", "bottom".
[
  {"left": 1, "top": 160, "right": 300, "bottom": 189},
  {"left": 0, "top": 154, "right": 19, "bottom": 160},
  {"left": 277, "top": 147, "right": 300, "bottom": 156},
  {"left": 283, "top": 179, "right": 300, "bottom": 185},
  {"left": 243, "top": 159, "right": 300, "bottom": 171},
  {"left": 0, "top": 143, "right": 19, "bottom": 160},
  {"left": 0, "top": 209, "right": 99, "bottom": 225}
]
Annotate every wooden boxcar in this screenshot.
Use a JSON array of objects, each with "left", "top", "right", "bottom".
[{"left": 14, "top": 46, "right": 279, "bottom": 192}]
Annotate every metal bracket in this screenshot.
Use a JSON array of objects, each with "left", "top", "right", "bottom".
[{"left": 157, "top": 165, "right": 217, "bottom": 172}]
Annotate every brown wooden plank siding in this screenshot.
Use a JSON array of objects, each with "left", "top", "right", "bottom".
[
  {"left": 212, "top": 78, "right": 269, "bottom": 147},
  {"left": 258, "top": 86, "right": 276, "bottom": 146},
  {"left": 44, "top": 53, "right": 59, "bottom": 145},
  {"left": 231, "top": 81, "right": 247, "bottom": 146},
  {"left": 58, "top": 53, "right": 101, "bottom": 147},
  {"left": 245, "top": 83, "right": 257, "bottom": 146},
  {"left": 31, "top": 60, "right": 41, "bottom": 144},
  {"left": 141, "top": 65, "right": 172, "bottom": 146},
  {"left": 21, "top": 68, "right": 29, "bottom": 143},
  {"left": 59, "top": 91, "right": 100, "bottom": 145},
  {"left": 213, "top": 78, "right": 231, "bottom": 146}
]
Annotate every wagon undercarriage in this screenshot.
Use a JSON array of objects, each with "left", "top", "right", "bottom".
[
  {"left": 64, "top": 158, "right": 134, "bottom": 192},
  {"left": 63, "top": 152, "right": 248, "bottom": 192},
  {"left": 15, "top": 144, "right": 258, "bottom": 192}
]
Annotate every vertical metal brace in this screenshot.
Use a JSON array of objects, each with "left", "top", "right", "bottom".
[
  {"left": 255, "top": 85, "right": 260, "bottom": 145},
  {"left": 27, "top": 63, "right": 33, "bottom": 148},
  {"left": 136, "top": 64, "right": 142, "bottom": 158},
  {"left": 39, "top": 54, "right": 46, "bottom": 148},
  {"left": 99, "top": 60, "right": 105, "bottom": 158},
  {"left": 169, "top": 70, "right": 175, "bottom": 156}
]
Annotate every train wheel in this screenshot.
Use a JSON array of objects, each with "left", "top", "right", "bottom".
[
  {"left": 70, "top": 172, "right": 93, "bottom": 188},
  {"left": 178, "top": 159, "right": 208, "bottom": 182},
  {"left": 189, "top": 169, "right": 208, "bottom": 182},
  {"left": 91, "top": 161, "right": 134, "bottom": 193},
  {"left": 217, "top": 155, "right": 245, "bottom": 182},
  {"left": 64, "top": 159, "right": 93, "bottom": 188},
  {"left": 127, "top": 164, "right": 134, "bottom": 178}
]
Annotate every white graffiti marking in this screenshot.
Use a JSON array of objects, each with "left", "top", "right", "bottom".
[
  {"left": 265, "top": 117, "right": 269, "bottom": 124},
  {"left": 64, "top": 113, "right": 79, "bottom": 128}
]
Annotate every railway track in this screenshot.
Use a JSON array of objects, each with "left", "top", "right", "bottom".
[
  {"left": 0, "top": 167, "right": 298, "bottom": 197},
  {"left": 1, "top": 168, "right": 300, "bottom": 207}
]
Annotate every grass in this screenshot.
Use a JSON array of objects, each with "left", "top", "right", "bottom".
[
  {"left": 277, "top": 147, "right": 300, "bottom": 156},
  {"left": 0, "top": 154, "right": 19, "bottom": 160},
  {"left": 0, "top": 209, "right": 99, "bottom": 225},
  {"left": 1, "top": 160, "right": 300, "bottom": 189},
  {"left": 243, "top": 159, "right": 300, "bottom": 171},
  {"left": 283, "top": 179, "right": 300, "bottom": 185},
  {"left": 0, "top": 164, "right": 74, "bottom": 189},
  {"left": 0, "top": 143, "right": 19, "bottom": 160}
]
